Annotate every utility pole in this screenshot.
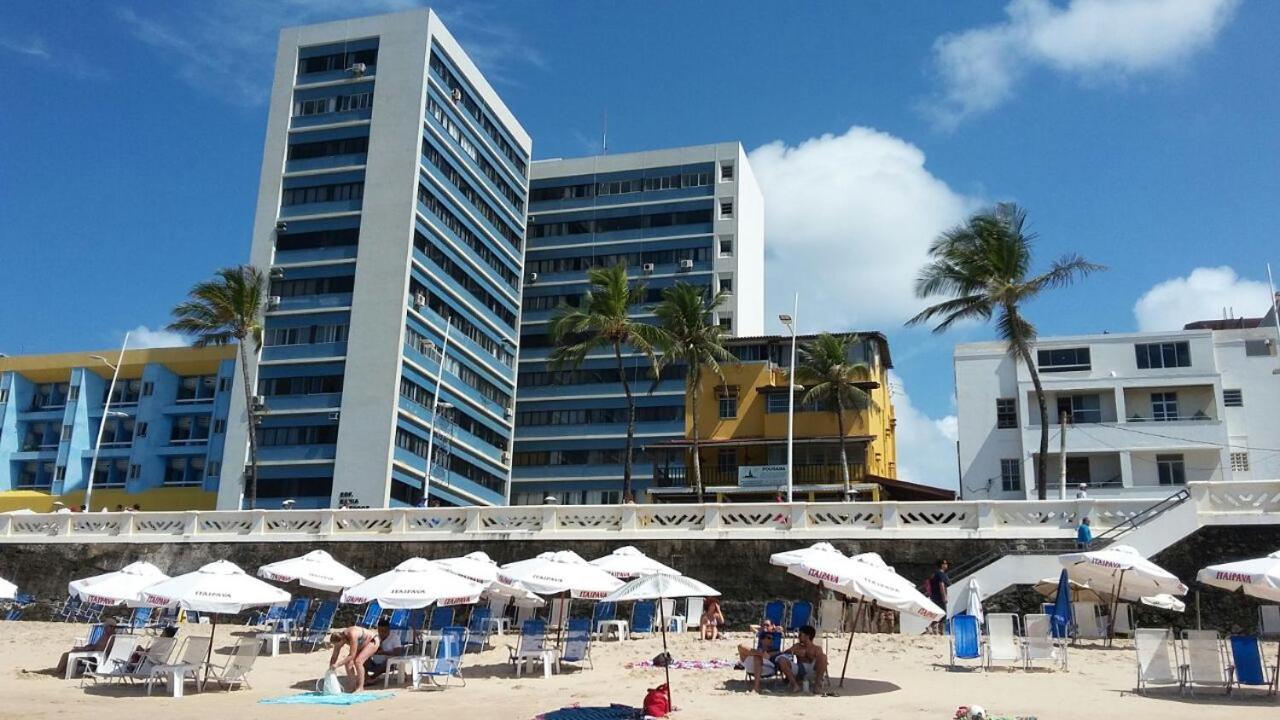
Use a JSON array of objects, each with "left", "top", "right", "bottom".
[{"left": 1058, "top": 410, "right": 1068, "bottom": 500}]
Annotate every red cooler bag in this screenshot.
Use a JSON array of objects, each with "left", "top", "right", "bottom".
[{"left": 643, "top": 683, "right": 671, "bottom": 717}]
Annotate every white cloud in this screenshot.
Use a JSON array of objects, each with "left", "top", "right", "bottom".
[
  {"left": 748, "top": 126, "right": 981, "bottom": 333},
  {"left": 117, "top": 0, "right": 542, "bottom": 104},
  {"left": 927, "top": 0, "right": 1239, "bottom": 127},
  {"left": 889, "top": 372, "right": 959, "bottom": 490},
  {"left": 0, "top": 36, "right": 50, "bottom": 58},
  {"left": 125, "top": 325, "right": 189, "bottom": 349},
  {"left": 1133, "top": 266, "right": 1273, "bottom": 331}
]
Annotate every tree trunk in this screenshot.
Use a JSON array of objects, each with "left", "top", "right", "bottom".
[
  {"left": 835, "top": 401, "right": 851, "bottom": 499},
  {"left": 238, "top": 342, "right": 260, "bottom": 510},
  {"left": 1019, "top": 346, "right": 1050, "bottom": 500},
  {"left": 688, "top": 366, "right": 703, "bottom": 500},
  {"left": 615, "top": 342, "right": 635, "bottom": 503}
]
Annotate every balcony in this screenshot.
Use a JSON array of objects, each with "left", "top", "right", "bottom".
[
  {"left": 653, "top": 463, "right": 867, "bottom": 490},
  {"left": 1023, "top": 417, "right": 1227, "bottom": 453}
]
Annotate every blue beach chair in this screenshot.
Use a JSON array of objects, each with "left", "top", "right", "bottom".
[
  {"left": 630, "top": 600, "right": 656, "bottom": 637},
  {"left": 429, "top": 606, "right": 454, "bottom": 632},
  {"left": 297, "top": 600, "right": 338, "bottom": 651},
  {"left": 763, "top": 600, "right": 786, "bottom": 629},
  {"left": 789, "top": 600, "right": 813, "bottom": 632},
  {"left": 559, "top": 617, "right": 593, "bottom": 670},
  {"left": 1227, "top": 635, "right": 1275, "bottom": 695},
  {"left": 466, "top": 606, "right": 492, "bottom": 652},
  {"left": 420, "top": 626, "right": 467, "bottom": 687},
  {"left": 949, "top": 614, "right": 984, "bottom": 670}
]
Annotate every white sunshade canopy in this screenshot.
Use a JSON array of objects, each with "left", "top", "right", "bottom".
[
  {"left": 590, "top": 546, "right": 681, "bottom": 579},
  {"left": 770, "top": 542, "right": 845, "bottom": 568},
  {"left": 258, "top": 549, "right": 365, "bottom": 592},
  {"left": 140, "top": 560, "right": 290, "bottom": 614},
  {"left": 1141, "top": 594, "right": 1187, "bottom": 612},
  {"left": 0, "top": 577, "right": 16, "bottom": 601},
  {"left": 340, "top": 557, "right": 485, "bottom": 609},
  {"left": 70, "top": 561, "right": 169, "bottom": 606},
  {"left": 603, "top": 572, "right": 719, "bottom": 603},
  {"left": 435, "top": 551, "right": 500, "bottom": 585},
  {"left": 485, "top": 577, "right": 547, "bottom": 607},
  {"left": 1033, "top": 576, "right": 1107, "bottom": 604},
  {"left": 785, "top": 551, "right": 945, "bottom": 621},
  {"left": 1059, "top": 545, "right": 1188, "bottom": 600},
  {"left": 499, "top": 551, "right": 624, "bottom": 600},
  {"left": 1198, "top": 550, "right": 1280, "bottom": 603}
]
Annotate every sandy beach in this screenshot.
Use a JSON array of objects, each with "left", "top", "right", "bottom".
[{"left": 0, "top": 621, "right": 1275, "bottom": 719}]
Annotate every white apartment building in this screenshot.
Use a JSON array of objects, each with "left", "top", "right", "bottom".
[{"left": 956, "top": 312, "right": 1280, "bottom": 500}]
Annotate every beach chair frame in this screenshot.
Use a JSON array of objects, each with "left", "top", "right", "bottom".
[
  {"left": 559, "top": 617, "right": 593, "bottom": 671},
  {"left": 949, "top": 614, "right": 984, "bottom": 671},
  {"left": 743, "top": 631, "right": 784, "bottom": 687},
  {"left": 984, "top": 613, "right": 1021, "bottom": 671},
  {"left": 1179, "top": 629, "right": 1228, "bottom": 695},
  {"left": 1226, "top": 635, "right": 1277, "bottom": 696},
  {"left": 630, "top": 600, "right": 657, "bottom": 638},
  {"left": 465, "top": 606, "right": 493, "bottom": 652},
  {"left": 1259, "top": 606, "right": 1280, "bottom": 638},
  {"left": 419, "top": 626, "right": 467, "bottom": 688},
  {"left": 1135, "top": 627, "right": 1181, "bottom": 695},
  {"left": 1023, "top": 614, "right": 1067, "bottom": 671},
  {"left": 762, "top": 600, "right": 786, "bottom": 629},
  {"left": 789, "top": 600, "right": 814, "bottom": 633},
  {"left": 206, "top": 637, "right": 260, "bottom": 690},
  {"left": 78, "top": 634, "right": 140, "bottom": 687}
]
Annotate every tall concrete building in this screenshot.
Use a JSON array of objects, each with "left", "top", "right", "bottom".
[
  {"left": 220, "top": 9, "right": 531, "bottom": 509},
  {"left": 511, "top": 144, "right": 764, "bottom": 505},
  {"left": 955, "top": 303, "right": 1280, "bottom": 500}
]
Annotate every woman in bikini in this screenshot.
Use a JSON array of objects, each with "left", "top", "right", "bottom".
[
  {"left": 700, "top": 597, "right": 725, "bottom": 640},
  {"left": 328, "top": 625, "right": 381, "bottom": 692}
]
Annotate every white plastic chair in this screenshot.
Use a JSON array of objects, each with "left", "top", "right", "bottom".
[
  {"left": 1135, "top": 628, "right": 1181, "bottom": 694},
  {"left": 685, "top": 597, "right": 704, "bottom": 632},
  {"left": 1180, "top": 630, "right": 1228, "bottom": 695},
  {"left": 985, "top": 613, "right": 1021, "bottom": 670},
  {"left": 486, "top": 595, "right": 511, "bottom": 635},
  {"left": 1073, "top": 602, "right": 1104, "bottom": 639},
  {"left": 1024, "top": 614, "right": 1066, "bottom": 670},
  {"left": 659, "top": 599, "right": 678, "bottom": 632},
  {"left": 1259, "top": 606, "right": 1280, "bottom": 638}
]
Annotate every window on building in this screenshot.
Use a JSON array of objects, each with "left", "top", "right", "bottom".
[
  {"left": 719, "top": 277, "right": 733, "bottom": 294},
  {"left": 1157, "top": 454, "right": 1186, "bottom": 485},
  {"left": 94, "top": 459, "right": 128, "bottom": 488},
  {"left": 719, "top": 236, "right": 734, "bottom": 256},
  {"left": 0, "top": 388, "right": 8, "bottom": 403},
  {"left": 719, "top": 161, "right": 734, "bottom": 182},
  {"left": 996, "top": 398, "right": 1018, "bottom": 429},
  {"left": 1231, "top": 452, "right": 1250, "bottom": 472},
  {"left": 60, "top": 424, "right": 73, "bottom": 442},
  {"left": 135, "top": 421, "right": 148, "bottom": 438},
  {"left": 207, "top": 461, "right": 221, "bottom": 478},
  {"left": 717, "top": 448, "right": 737, "bottom": 471},
  {"left": 1037, "top": 347, "right": 1091, "bottom": 372},
  {"left": 1057, "top": 394, "right": 1102, "bottom": 424},
  {"left": 1135, "top": 341, "right": 1191, "bottom": 369},
  {"left": 717, "top": 386, "right": 739, "bottom": 419},
  {"left": 31, "top": 383, "right": 68, "bottom": 410},
  {"left": 170, "top": 415, "right": 211, "bottom": 444},
  {"left": 718, "top": 316, "right": 732, "bottom": 330},
  {"left": 141, "top": 382, "right": 154, "bottom": 397},
  {"left": 1245, "top": 339, "right": 1275, "bottom": 357},
  {"left": 1223, "top": 389, "right": 1244, "bottom": 407},
  {"left": 68, "top": 386, "right": 79, "bottom": 402},
  {"left": 128, "top": 464, "right": 141, "bottom": 480},
  {"left": 109, "top": 379, "right": 142, "bottom": 405},
  {"left": 164, "top": 456, "right": 205, "bottom": 487},
  {"left": 177, "top": 375, "right": 217, "bottom": 402},
  {"left": 213, "top": 419, "right": 226, "bottom": 434},
  {"left": 1151, "top": 392, "right": 1179, "bottom": 421},
  {"left": 1066, "top": 457, "right": 1091, "bottom": 485},
  {"left": 719, "top": 200, "right": 733, "bottom": 219},
  {"left": 296, "top": 48, "right": 378, "bottom": 75},
  {"left": 1000, "top": 459, "right": 1022, "bottom": 492},
  {"left": 55, "top": 465, "right": 67, "bottom": 481}
]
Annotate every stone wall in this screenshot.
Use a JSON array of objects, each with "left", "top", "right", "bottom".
[{"left": 6, "top": 527, "right": 1277, "bottom": 632}]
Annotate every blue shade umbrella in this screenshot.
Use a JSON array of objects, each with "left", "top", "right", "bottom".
[{"left": 1050, "top": 569, "right": 1073, "bottom": 639}]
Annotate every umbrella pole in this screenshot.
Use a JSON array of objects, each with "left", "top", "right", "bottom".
[
  {"left": 1107, "top": 571, "right": 1125, "bottom": 647},
  {"left": 203, "top": 613, "right": 217, "bottom": 690},
  {"left": 840, "top": 598, "right": 869, "bottom": 688},
  {"left": 659, "top": 598, "right": 671, "bottom": 707}
]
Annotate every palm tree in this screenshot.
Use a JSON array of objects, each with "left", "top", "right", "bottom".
[
  {"left": 907, "top": 202, "right": 1104, "bottom": 499},
  {"left": 653, "top": 282, "right": 735, "bottom": 499},
  {"left": 168, "top": 265, "right": 269, "bottom": 509},
  {"left": 793, "top": 333, "right": 877, "bottom": 498},
  {"left": 548, "top": 264, "right": 665, "bottom": 501}
]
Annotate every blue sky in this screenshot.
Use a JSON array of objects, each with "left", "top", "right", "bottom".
[{"left": 1, "top": 0, "right": 1275, "bottom": 485}]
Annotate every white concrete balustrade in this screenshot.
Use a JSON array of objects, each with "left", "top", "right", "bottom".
[{"left": 2, "top": 481, "right": 1275, "bottom": 544}]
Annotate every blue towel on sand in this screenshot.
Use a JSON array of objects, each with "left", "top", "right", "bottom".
[
  {"left": 260, "top": 691, "right": 395, "bottom": 705},
  {"left": 536, "top": 705, "right": 641, "bottom": 720}
]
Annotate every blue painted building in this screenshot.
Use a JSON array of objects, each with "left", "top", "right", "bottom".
[
  {"left": 511, "top": 144, "right": 765, "bottom": 505},
  {"left": 219, "top": 9, "right": 530, "bottom": 509},
  {"left": 0, "top": 346, "right": 236, "bottom": 511}
]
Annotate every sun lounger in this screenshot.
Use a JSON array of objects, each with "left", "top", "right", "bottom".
[
  {"left": 985, "top": 613, "right": 1021, "bottom": 670},
  {"left": 659, "top": 599, "right": 677, "bottom": 632},
  {"left": 1112, "top": 603, "right": 1134, "bottom": 637},
  {"left": 465, "top": 607, "right": 492, "bottom": 652},
  {"left": 630, "top": 600, "right": 656, "bottom": 638},
  {"left": 949, "top": 614, "right": 983, "bottom": 670},
  {"left": 296, "top": 599, "right": 338, "bottom": 651},
  {"left": 1260, "top": 606, "right": 1280, "bottom": 638},
  {"left": 1135, "top": 628, "right": 1181, "bottom": 694},
  {"left": 66, "top": 627, "right": 123, "bottom": 680},
  {"left": 206, "top": 637, "right": 260, "bottom": 690},
  {"left": 762, "top": 600, "right": 786, "bottom": 629},
  {"left": 358, "top": 600, "right": 383, "bottom": 628},
  {"left": 146, "top": 635, "right": 211, "bottom": 696},
  {"left": 76, "top": 634, "right": 139, "bottom": 685},
  {"left": 429, "top": 606, "right": 455, "bottom": 632},
  {"left": 508, "top": 619, "right": 557, "bottom": 678},
  {"left": 1023, "top": 614, "right": 1066, "bottom": 671},
  {"left": 55, "top": 596, "right": 82, "bottom": 622},
  {"left": 84, "top": 635, "right": 172, "bottom": 687},
  {"left": 788, "top": 600, "right": 813, "bottom": 633},
  {"left": 593, "top": 601, "right": 626, "bottom": 641},
  {"left": 685, "top": 597, "right": 704, "bottom": 632},
  {"left": 743, "top": 631, "right": 783, "bottom": 686},
  {"left": 1227, "top": 635, "right": 1276, "bottom": 695},
  {"left": 1073, "top": 602, "right": 1104, "bottom": 639},
  {"left": 559, "top": 618, "right": 593, "bottom": 671},
  {"left": 1180, "top": 630, "right": 1228, "bottom": 695},
  {"left": 419, "top": 626, "right": 467, "bottom": 687},
  {"left": 817, "top": 599, "right": 844, "bottom": 635}
]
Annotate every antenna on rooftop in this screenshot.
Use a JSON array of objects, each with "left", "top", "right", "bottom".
[{"left": 602, "top": 107, "right": 608, "bottom": 155}]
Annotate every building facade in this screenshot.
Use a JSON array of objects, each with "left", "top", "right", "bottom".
[
  {"left": 0, "top": 347, "right": 235, "bottom": 511},
  {"left": 221, "top": 9, "right": 531, "bottom": 509},
  {"left": 510, "top": 144, "right": 764, "bottom": 505},
  {"left": 956, "top": 316, "right": 1280, "bottom": 500},
  {"left": 644, "top": 333, "right": 928, "bottom": 502}
]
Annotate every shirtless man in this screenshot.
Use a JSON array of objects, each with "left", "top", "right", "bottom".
[
  {"left": 774, "top": 624, "right": 829, "bottom": 694},
  {"left": 328, "top": 625, "right": 381, "bottom": 692}
]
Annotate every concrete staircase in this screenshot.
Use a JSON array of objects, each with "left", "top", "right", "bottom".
[{"left": 945, "top": 489, "right": 1201, "bottom": 614}]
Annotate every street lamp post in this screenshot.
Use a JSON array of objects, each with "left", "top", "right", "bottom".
[
  {"left": 86, "top": 332, "right": 130, "bottom": 512},
  {"left": 422, "top": 319, "right": 453, "bottom": 506},
  {"left": 779, "top": 294, "right": 798, "bottom": 503}
]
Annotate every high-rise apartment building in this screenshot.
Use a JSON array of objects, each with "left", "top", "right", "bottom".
[
  {"left": 220, "top": 9, "right": 531, "bottom": 509},
  {"left": 511, "top": 144, "right": 764, "bottom": 505}
]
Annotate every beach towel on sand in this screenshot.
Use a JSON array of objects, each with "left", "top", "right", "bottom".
[
  {"left": 626, "top": 658, "right": 735, "bottom": 670},
  {"left": 534, "top": 704, "right": 642, "bottom": 720},
  {"left": 260, "top": 691, "right": 395, "bottom": 706}
]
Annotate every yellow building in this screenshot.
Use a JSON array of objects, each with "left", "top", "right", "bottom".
[
  {"left": 648, "top": 333, "right": 949, "bottom": 502},
  {"left": 0, "top": 345, "right": 237, "bottom": 512}
]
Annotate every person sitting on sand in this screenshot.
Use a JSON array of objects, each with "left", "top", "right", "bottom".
[
  {"left": 736, "top": 632, "right": 782, "bottom": 693},
  {"left": 700, "top": 597, "right": 724, "bottom": 640},
  {"left": 774, "top": 625, "right": 829, "bottom": 694},
  {"left": 364, "top": 620, "right": 408, "bottom": 682},
  {"left": 328, "top": 625, "right": 381, "bottom": 692},
  {"left": 56, "top": 619, "right": 117, "bottom": 677}
]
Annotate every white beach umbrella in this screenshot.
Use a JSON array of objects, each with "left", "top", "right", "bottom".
[
  {"left": 1140, "top": 594, "right": 1186, "bottom": 612},
  {"left": 603, "top": 573, "right": 719, "bottom": 706},
  {"left": 70, "top": 561, "right": 169, "bottom": 606},
  {"left": 1033, "top": 576, "right": 1107, "bottom": 604},
  {"left": 485, "top": 577, "right": 547, "bottom": 607},
  {"left": 1197, "top": 550, "right": 1280, "bottom": 602},
  {"left": 770, "top": 542, "right": 845, "bottom": 568},
  {"left": 340, "top": 557, "right": 485, "bottom": 609},
  {"left": 1059, "top": 545, "right": 1187, "bottom": 640},
  {"left": 498, "top": 551, "right": 624, "bottom": 600},
  {"left": 435, "top": 551, "right": 500, "bottom": 584},
  {"left": 139, "top": 560, "right": 290, "bottom": 684},
  {"left": 0, "top": 577, "right": 16, "bottom": 601},
  {"left": 850, "top": 552, "right": 895, "bottom": 573},
  {"left": 590, "top": 546, "right": 681, "bottom": 579},
  {"left": 258, "top": 549, "right": 364, "bottom": 592},
  {"left": 953, "top": 577, "right": 984, "bottom": 623}
]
